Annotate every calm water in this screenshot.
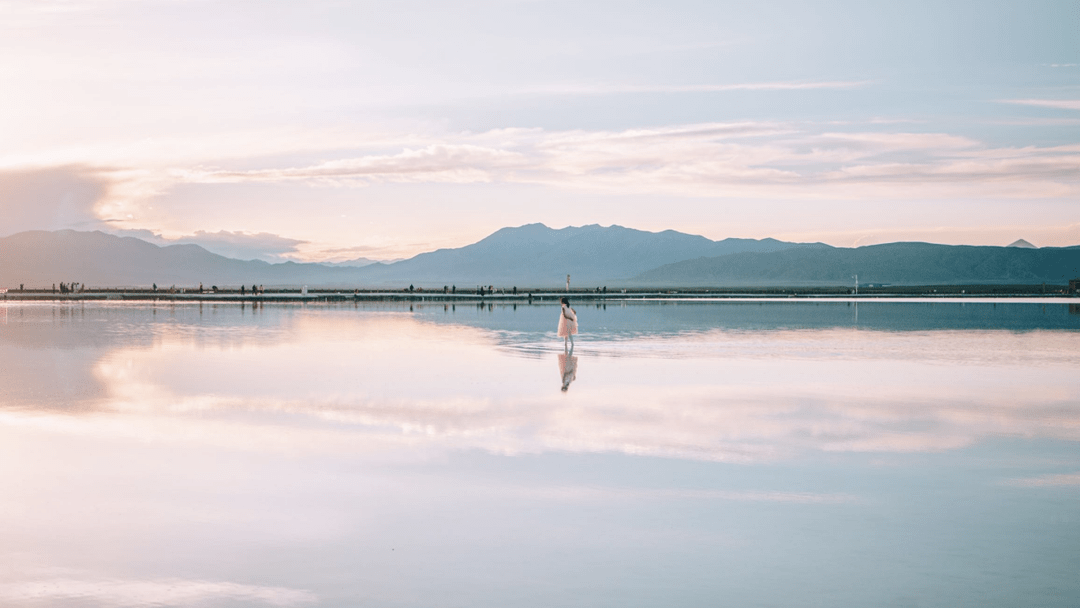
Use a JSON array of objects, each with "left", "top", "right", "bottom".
[{"left": 1, "top": 300, "right": 1078, "bottom": 607}]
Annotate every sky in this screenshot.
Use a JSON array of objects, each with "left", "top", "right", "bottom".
[{"left": 0, "top": 0, "right": 1078, "bottom": 262}]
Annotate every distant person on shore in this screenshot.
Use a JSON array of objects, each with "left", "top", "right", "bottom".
[{"left": 558, "top": 297, "right": 577, "bottom": 349}]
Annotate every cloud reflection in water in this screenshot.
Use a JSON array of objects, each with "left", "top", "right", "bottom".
[
  {"left": 3, "top": 310, "right": 1068, "bottom": 463},
  {"left": 2, "top": 302, "right": 1079, "bottom": 607}
]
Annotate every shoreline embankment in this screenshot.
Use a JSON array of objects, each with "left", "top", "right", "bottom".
[{"left": 1, "top": 284, "right": 1077, "bottom": 303}]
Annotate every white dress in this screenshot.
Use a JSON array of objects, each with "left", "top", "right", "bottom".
[{"left": 557, "top": 304, "right": 577, "bottom": 337}]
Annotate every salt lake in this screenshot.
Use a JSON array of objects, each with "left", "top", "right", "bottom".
[{"left": 1, "top": 299, "right": 1078, "bottom": 607}]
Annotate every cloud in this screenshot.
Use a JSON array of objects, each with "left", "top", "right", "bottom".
[
  {"left": 1001, "top": 99, "right": 1080, "bottom": 111},
  {"left": 990, "top": 117, "right": 1080, "bottom": 126},
  {"left": 104, "top": 228, "right": 307, "bottom": 262},
  {"left": 522, "top": 80, "right": 874, "bottom": 96},
  {"left": 524, "top": 125, "right": 1080, "bottom": 199},
  {"left": 512, "top": 485, "right": 858, "bottom": 504},
  {"left": 172, "top": 230, "right": 308, "bottom": 262},
  {"left": 168, "top": 122, "right": 1080, "bottom": 201},
  {"left": 185, "top": 144, "right": 524, "bottom": 186},
  {"left": 1003, "top": 472, "right": 1080, "bottom": 487},
  {"left": 107, "top": 227, "right": 169, "bottom": 243},
  {"left": 0, "top": 577, "right": 317, "bottom": 607},
  {"left": 0, "top": 166, "right": 109, "bottom": 236}
]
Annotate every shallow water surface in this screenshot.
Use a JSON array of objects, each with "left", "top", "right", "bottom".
[{"left": 1, "top": 300, "right": 1078, "bottom": 607}]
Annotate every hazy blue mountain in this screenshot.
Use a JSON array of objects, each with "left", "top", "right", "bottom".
[
  {"left": 1007, "top": 239, "right": 1037, "bottom": 249},
  {"left": 632, "top": 242, "right": 1080, "bottom": 286},
  {"left": 320, "top": 257, "right": 382, "bottom": 268},
  {"left": 0, "top": 230, "right": 370, "bottom": 288},
  {"left": 4, "top": 228, "right": 1076, "bottom": 290},
  {"left": 0, "top": 226, "right": 798, "bottom": 289},
  {"left": 359, "top": 223, "right": 804, "bottom": 286}
]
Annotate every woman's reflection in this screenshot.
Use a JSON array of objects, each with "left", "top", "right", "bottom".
[{"left": 558, "top": 347, "right": 578, "bottom": 392}]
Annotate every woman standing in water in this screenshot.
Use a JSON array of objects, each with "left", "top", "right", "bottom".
[{"left": 558, "top": 297, "right": 577, "bottom": 349}]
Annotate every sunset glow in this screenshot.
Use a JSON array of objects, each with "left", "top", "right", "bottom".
[{"left": 1, "top": 0, "right": 1077, "bottom": 261}]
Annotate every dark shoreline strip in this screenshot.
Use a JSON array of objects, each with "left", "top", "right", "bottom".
[{"left": 1, "top": 287, "right": 1076, "bottom": 303}]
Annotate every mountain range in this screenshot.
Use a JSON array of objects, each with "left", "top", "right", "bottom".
[
  {"left": 1, "top": 225, "right": 1077, "bottom": 289},
  {"left": 634, "top": 242, "right": 1080, "bottom": 286},
  {"left": 354, "top": 223, "right": 805, "bottom": 286}
]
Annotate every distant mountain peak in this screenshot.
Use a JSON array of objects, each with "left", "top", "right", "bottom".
[
  {"left": 320, "top": 256, "right": 382, "bottom": 268},
  {"left": 1007, "top": 239, "right": 1037, "bottom": 249}
]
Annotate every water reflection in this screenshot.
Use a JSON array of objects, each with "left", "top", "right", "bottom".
[
  {"left": 558, "top": 348, "right": 578, "bottom": 392},
  {"left": 2, "top": 302, "right": 1077, "bottom": 462},
  {"left": 1, "top": 301, "right": 1078, "bottom": 607}
]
